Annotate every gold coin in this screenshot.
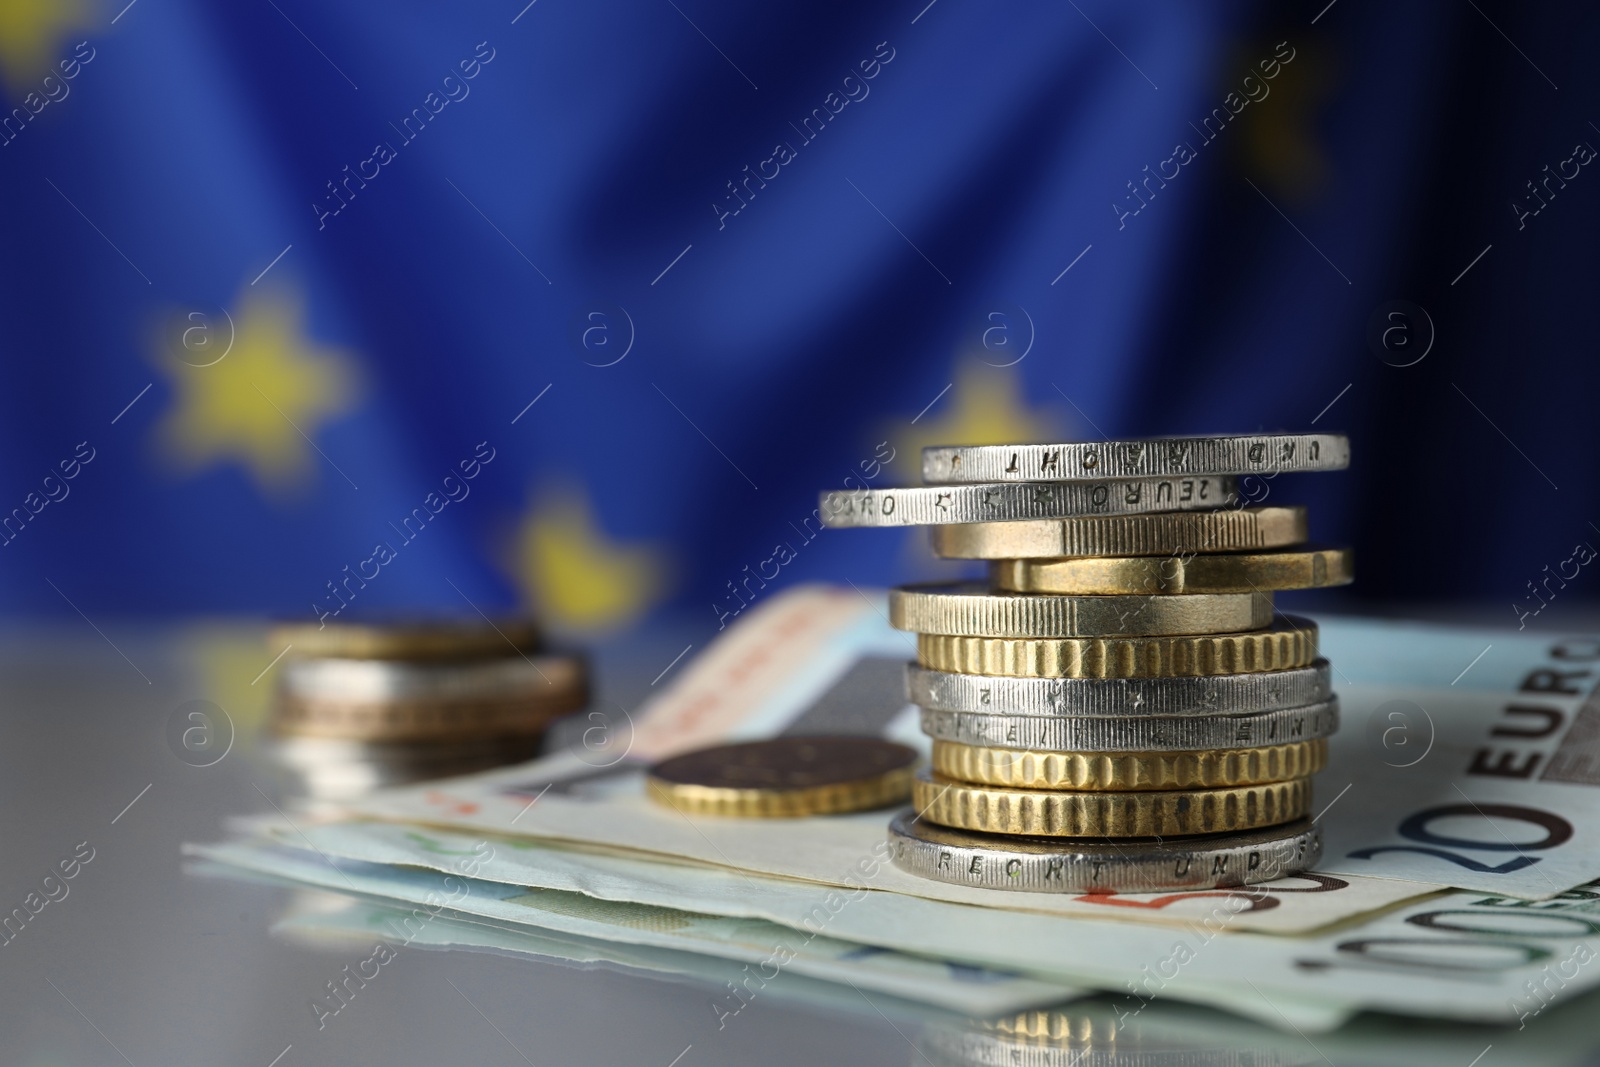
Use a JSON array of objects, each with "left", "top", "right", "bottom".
[
  {"left": 991, "top": 546, "right": 1355, "bottom": 595},
  {"left": 917, "top": 616, "right": 1317, "bottom": 678},
  {"left": 930, "top": 738, "right": 1327, "bottom": 790},
  {"left": 269, "top": 616, "right": 541, "bottom": 661},
  {"left": 271, "top": 655, "right": 588, "bottom": 741},
  {"left": 913, "top": 769, "right": 1312, "bottom": 837},
  {"left": 889, "top": 584, "right": 1273, "bottom": 638},
  {"left": 929, "top": 506, "right": 1307, "bottom": 560},
  {"left": 647, "top": 737, "right": 917, "bottom": 817}
]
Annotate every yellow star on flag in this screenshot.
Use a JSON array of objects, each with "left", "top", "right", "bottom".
[
  {"left": 508, "top": 484, "right": 669, "bottom": 634},
  {"left": 874, "top": 360, "right": 1070, "bottom": 581},
  {"left": 152, "top": 285, "right": 360, "bottom": 497},
  {"left": 0, "top": 0, "right": 94, "bottom": 94}
]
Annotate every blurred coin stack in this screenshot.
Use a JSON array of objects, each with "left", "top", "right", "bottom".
[
  {"left": 266, "top": 617, "right": 588, "bottom": 798},
  {"left": 819, "top": 433, "right": 1350, "bottom": 892}
]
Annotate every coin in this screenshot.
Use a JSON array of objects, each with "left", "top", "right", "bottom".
[
  {"left": 912, "top": 769, "right": 1312, "bottom": 836},
  {"left": 917, "top": 616, "right": 1318, "bottom": 678},
  {"left": 922, "top": 433, "right": 1349, "bottom": 483},
  {"left": 646, "top": 737, "right": 917, "bottom": 817},
  {"left": 269, "top": 616, "right": 540, "bottom": 661},
  {"left": 905, "top": 661, "right": 1334, "bottom": 717},
  {"left": 930, "top": 738, "right": 1327, "bottom": 790},
  {"left": 271, "top": 652, "right": 588, "bottom": 741},
  {"left": 819, "top": 476, "right": 1237, "bottom": 528},
  {"left": 889, "top": 584, "right": 1273, "bottom": 638},
  {"left": 929, "top": 506, "right": 1308, "bottom": 560},
  {"left": 272, "top": 736, "right": 545, "bottom": 800},
  {"left": 273, "top": 690, "right": 584, "bottom": 742},
  {"left": 919, "top": 700, "right": 1340, "bottom": 752},
  {"left": 990, "top": 546, "right": 1355, "bottom": 595},
  {"left": 280, "top": 655, "right": 574, "bottom": 702},
  {"left": 888, "top": 810, "right": 1321, "bottom": 892}
]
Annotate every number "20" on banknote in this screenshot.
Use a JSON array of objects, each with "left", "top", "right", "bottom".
[{"left": 1349, "top": 803, "right": 1573, "bottom": 874}]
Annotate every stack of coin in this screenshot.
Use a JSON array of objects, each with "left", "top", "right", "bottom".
[
  {"left": 267, "top": 616, "right": 588, "bottom": 798},
  {"left": 819, "top": 433, "right": 1351, "bottom": 893}
]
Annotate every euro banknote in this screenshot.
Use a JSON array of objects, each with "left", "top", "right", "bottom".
[
  {"left": 347, "top": 586, "right": 1600, "bottom": 900},
  {"left": 196, "top": 829, "right": 1600, "bottom": 1030},
  {"left": 185, "top": 838, "right": 1084, "bottom": 1017},
  {"left": 270, "top": 893, "right": 1004, "bottom": 1028},
  {"left": 276, "top": 894, "right": 1600, "bottom": 1066},
  {"left": 264, "top": 813, "right": 1432, "bottom": 937}
]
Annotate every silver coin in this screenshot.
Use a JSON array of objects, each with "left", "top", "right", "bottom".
[
  {"left": 819, "top": 477, "right": 1237, "bottom": 528},
  {"left": 889, "top": 810, "right": 1321, "bottom": 894},
  {"left": 272, "top": 735, "right": 543, "bottom": 766},
  {"left": 919, "top": 700, "right": 1340, "bottom": 752},
  {"left": 271, "top": 736, "right": 543, "bottom": 800},
  {"left": 906, "top": 661, "right": 1333, "bottom": 717},
  {"left": 922, "top": 433, "right": 1349, "bottom": 484},
  {"left": 280, "top": 654, "right": 579, "bottom": 703}
]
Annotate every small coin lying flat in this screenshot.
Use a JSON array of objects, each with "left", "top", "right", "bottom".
[
  {"left": 888, "top": 810, "right": 1322, "bottom": 893},
  {"left": 646, "top": 737, "right": 917, "bottom": 817}
]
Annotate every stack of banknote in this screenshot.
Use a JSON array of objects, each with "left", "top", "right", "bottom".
[
  {"left": 818, "top": 434, "right": 1351, "bottom": 892},
  {"left": 265, "top": 616, "right": 587, "bottom": 797},
  {"left": 192, "top": 454, "right": 1600, "bottom": 1038}
]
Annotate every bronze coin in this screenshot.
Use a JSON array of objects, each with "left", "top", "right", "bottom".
[{"left": 647, "top": 737, "right": 918, "bottom": 817}]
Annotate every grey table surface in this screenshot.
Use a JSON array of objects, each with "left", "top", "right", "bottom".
[{"left": 4, "top": 615, "right": 1600, "bottom": 1067}]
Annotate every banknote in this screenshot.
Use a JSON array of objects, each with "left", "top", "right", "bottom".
[
  {"left": 278, "top": 893, "right": 1600, "bottom": 1066},
  {"left": 271, "top": 894, "right": 996, "bottom": 1027},
  {"left": 347, "top": 586, "right": 1600, "bottom": 900},
  {"left": 266, "top": 814, "right": 1434, "bottom": 936},
  {"left": 185, "top": 838, "right": 1085, "bottom": 1017},
  {"left": 193, "top": 834, "right": 1353, "bottom": 1031},
  {"left": 1313, "top": 622, "right": 1600, "bottom": 897},
  {"left": 198, "top": 833, "right": 1600, "bottom": 1030},
  {"left": 1254, "top": 877, "right": 1600, "bottom": 1029},
  {"left": 203, "top": 831, "right": 1600, "bottom": 1036}
]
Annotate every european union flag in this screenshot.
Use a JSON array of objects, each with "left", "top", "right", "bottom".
[{"left": 1, "top": 0, "right": 1597, "bottom": 639}]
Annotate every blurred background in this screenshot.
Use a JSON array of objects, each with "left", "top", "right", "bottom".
[{"left": 1, "top": 0, "right": 1597, "bottom": 642}]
